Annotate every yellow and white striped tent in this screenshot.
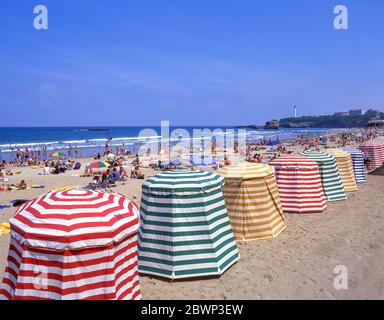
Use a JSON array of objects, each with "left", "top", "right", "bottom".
[
  {"left": 218, "top": 162, "right": 286, "bottom": 241},
  {"left": 325, "top": 148, "right": 358, "bottom": 192}
]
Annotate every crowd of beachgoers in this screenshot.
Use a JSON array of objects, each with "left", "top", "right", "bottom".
[{"left": 0, "top": 129, "right": 382, "bottom": 194}]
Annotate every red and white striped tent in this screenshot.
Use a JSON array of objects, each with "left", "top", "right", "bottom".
[
  {"left": 0, "top": 189, "right": 141, "bottom": 300},
  {"left": 270, "top": 155, "right": 327, "bottom": 213},
  {"left": 359, "top": 140, "right": 384, "bottom": 171}
]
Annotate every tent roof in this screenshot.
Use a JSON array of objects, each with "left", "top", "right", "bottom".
[
  {"left": 10, "top": 190, "right": 139, "bottom": 251},
  {"left": 360, "top": 140, "right": 384, "bottom": 147},
  {"left": 341, "top": 147, "right": 364, "bottom": 156},
  {"left": 299, "top": 150, "right": 336, "bottom": 163},
  {"left": 325, "top": 148, "right": 351, "bottom": 159},
  {"left": 270, "top": 155, "right": 319, "bottom": 169},
  {"left": 143, "top": 169, "right": 224, "bottom": 193},
  {"left": 217, "top": 162, "right": 274, "bottom": 180}
]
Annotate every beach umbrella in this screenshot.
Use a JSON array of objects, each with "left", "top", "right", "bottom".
[
  {"left": 138, "top": 169, "right": 239, "bottom": 279},
  {"left": 0, "top": 190, "right": 141, "bottom": 300},
  {"left": 359, "top": 140, "right": 384, "bottom": 171},
  {"left": 50, "top": 152, "right": 66, "bottom": 157},
  {"left": 299, "top": 150, "right": 347, "bottom": 202},
  {"left": 270, "top": 155, "right": 327, "bottom": 213},
  {"left": 88, "top": 161, "right": 110, "bottom": 169},
  {"left": 217, "top": 162, "right": 286, "bottom": 240},
  {"left": 325, "top": 149, "right": 358, "bottom": 192}
]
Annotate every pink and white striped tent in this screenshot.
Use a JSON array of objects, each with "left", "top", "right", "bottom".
[
  {"left": 359, "top": 140, "right": 384, "bottom": 171},
  {"left": 270, "top": 155, "right": 327, "bottom": 213},
  {"left": 0, "top": 189, "right": 141, "bottom": 300}
]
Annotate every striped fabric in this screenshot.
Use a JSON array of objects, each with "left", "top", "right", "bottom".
[
  {"left": 0, "top": 190, "right": 141, "bottom": 300},
  {"left": 138, "top": 169, "right": 239, "bottom": 279},
  {"left": 299, "top": 150, "right": 347, "bottom": 202},
  {"left": 270, "top": 155, "right": 327, "bottom": 213},
  {"left": 341, "top": 147, "right": 367, "bottom": 183},
  {"left": 325, "top": 149, "right": 358, "bottom": 192},
  {"left": 359, "top": 140, "right": 384, "bottom": 170},
  {"left": 217, "top": 162, "right": 286, "bottom": 241}
]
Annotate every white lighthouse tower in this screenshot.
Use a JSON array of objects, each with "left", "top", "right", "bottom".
[{"left": 294, "top": 106, "right": 297, "bottom": 118}]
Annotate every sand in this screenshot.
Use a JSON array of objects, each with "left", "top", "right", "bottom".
[{"left": 1, "top": 145, "right": 384, "bottom": 300}]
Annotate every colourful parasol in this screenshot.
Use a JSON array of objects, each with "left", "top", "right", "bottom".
[
  {"left": 50, "top": 152, "right": 66, "bottom": 157},
  {"left": 88, "top": 161, "right": 110, "bottom": 169}
]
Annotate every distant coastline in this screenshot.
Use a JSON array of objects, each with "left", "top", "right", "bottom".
[{"left": 239, "top": 108, "right": 384, "bottom": 130}]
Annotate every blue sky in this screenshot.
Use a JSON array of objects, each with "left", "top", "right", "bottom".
[{"left": 0, "top": 0, "right": 383, "bottom": 126}]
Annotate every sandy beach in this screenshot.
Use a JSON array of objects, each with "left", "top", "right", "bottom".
[{"left": 1, "top": 133, "right": 383, "bottom": 300}]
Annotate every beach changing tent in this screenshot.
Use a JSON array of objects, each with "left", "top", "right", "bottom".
[
  {"left": 341, "top": 147, "right": 367, "bottom": 183},
  {"left": 270, "top": 155, "right": 327, "bottom": 213},
  {"left": 138, "top": 169, "right": 239, "bottom": 279},
  {"left": 299, "top": 150, "right": 346, "bottom": 202},
  {"left": 0, "top": 190, "right": 141, "bottom": 300},
  {"left": 325, "top": 149, "right": 358, "bottom": 192},
  {"left": 189, "top": 154, "right": 217, "bottom": 166},
  {"left": 217, "top": 162, "right": 286, "bottom": 241},
  {"left": 359, "top": 140, "right": 384, "bottom": 171}
]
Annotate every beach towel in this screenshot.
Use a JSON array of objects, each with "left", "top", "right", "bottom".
[
  {"left": 30, "top": 185, "right": 45, "bottom": 189},
  {"left": 0, "top": 222, "right": 10, "bottom": 236},
  {"left": 53, "top": 186, "right": 75, "bottom": 191}
]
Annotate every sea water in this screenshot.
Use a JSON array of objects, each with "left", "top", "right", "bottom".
[{"left": 0, "top": 126, "right": 346, "bottom": 162}]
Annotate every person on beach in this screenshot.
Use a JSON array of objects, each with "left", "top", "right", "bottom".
[
  {"left": 17, "top": 180, "right": 27, "bottom": 190},
  {"left": 131, "top": 166, "right": 144, "bottom": 179},
  {"left": 102, "top": 168, "right": 111, "bottom": 182},
  {"left": 0, "top": 184, "right": 11, "bottom": 192},
  {"left": 131, "top": 196, "right": 139, "bottom": 210},
  {"left": 224, "top": 156, "right": 231, "bottom": 166},
  {"left": 111, "top": 167, "right": 120, "bottom": 182},
  {"left": 1, "top": 160, "right": 7, "bottom": 169},
  {"left": 132, "top": 155, "right": 141, "bottom": 166},
  {"left": 119, "top": 166, "right": 128, "bottom": 179}
]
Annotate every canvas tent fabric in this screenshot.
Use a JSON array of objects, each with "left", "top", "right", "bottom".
[
  {"left": 270, "top": 155, "right": 327, "bottom": 213},
  {"left": 217, "top": 162, "right": 286, "bottom": 241},
  {"left": 138, "top": 169, "right": 239, "bottom": 280},
  {"left": 325, "top": 149, "right": 358, "bottom": 192},
  {"left": 341, "top": 147, "right": 367, "bottom": 183},
  {"left": 359, "top": 140, "right": 384, "bottom": 171},
  {"left": 299, "top": 150, "right": 347, "bottom": 202},
  {"left": 189, "top": 155, "right": 217, "bottom": 166},
  {"left": 0, "top": 190, "right": 141, "bottom": 300}
]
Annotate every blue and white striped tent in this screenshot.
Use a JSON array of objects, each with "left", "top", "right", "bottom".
[{"left": 341, "top": 147, "right": 367, "bottom": 183}]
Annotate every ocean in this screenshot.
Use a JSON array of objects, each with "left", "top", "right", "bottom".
[{"left": 0, "top": 126, "right": 344, "bottom": 162}]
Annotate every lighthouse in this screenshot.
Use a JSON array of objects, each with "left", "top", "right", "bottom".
[{"left": 294, "top": 106, "right": 297, "bottom": 118}]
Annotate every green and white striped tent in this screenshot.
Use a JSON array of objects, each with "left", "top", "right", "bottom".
[
  {"left": 138, "top": 169, "right": 240, "bottom": 279},
  {"left": 299, "top": 150, "right": 347, "bottom": 202}
]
